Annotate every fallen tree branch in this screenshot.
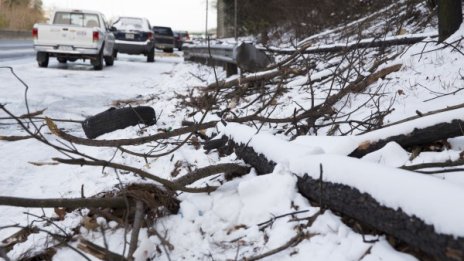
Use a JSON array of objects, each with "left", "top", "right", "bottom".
[
  {"left": 350, "top": 119, "right": 464, "bottom": 158},
  {"left": 0, "top": 135, "right": 33, "bottom": 142},
  {"left": 0, "top": 196, "right": 127, "bottom": 209},
  {"left": 19, "top": 108, "right": 47, "bottom": 118},
  {"left": 401, "top": 159, "right": 464, "bottom": 171},
  {"left": 174, "top": 163, "right": 250, "bottom": 186},
  {"left": 263, "top": 34, "right": 435, "bottom": 55},
  {"left": 46, "top": 117, "right": 217, "bottom": 147},
  {"left": 78, "top": 238, "right": 127, "bottom": 261},
  {"left": 205, "top": 67, "right": 305, "bottom": 90},
  {"left": 366, "top": 102, "right": 464, "bottom": 133},
  {"left": 53, "top": 157, "right": 217, "bottom": 193}
]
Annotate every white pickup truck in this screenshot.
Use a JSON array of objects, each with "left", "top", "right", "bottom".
[{"left": 32, "top": 9, "right": 116, "bottom": 70}]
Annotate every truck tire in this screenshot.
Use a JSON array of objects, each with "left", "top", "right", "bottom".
[
  {"left": 91, "top": 50, "right": 104, "bottom": 70},
  {"left": 163, "top": 48, "right": 174, "bottom": 53},
  {"left": 113, "top": 50, "right": 118, "bottom": 59},
  {"left": 37, "top": 52, "right": 49, "bottom": 68},
  {"left": 104, "top": 53, "right": 114, "bottom": 66},
  {"left": 81, "top": 106, "right": 157, "bottom": 139},
  {"left": 147, "top": 47, "right": 155, "bottom": 63},
  {"left": 57, "top": 57, "right": 67, "bottom": 64}
]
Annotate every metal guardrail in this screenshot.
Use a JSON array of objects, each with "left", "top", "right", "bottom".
[
  {"left": 183, "top": 44, "right": 238, "bottom": 76},
  {"left": 183, "top": 43, "right": 273, "bottom": 76},
  {"left": 183, "top": 44, "right": 235, "bottom": 63}
]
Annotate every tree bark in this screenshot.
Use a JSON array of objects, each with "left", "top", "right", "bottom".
[{"left": 438, "top": 0, "right": 463, "bottom": 42}]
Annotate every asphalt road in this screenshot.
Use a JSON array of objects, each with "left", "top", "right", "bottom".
[{"left": 0, "top": 39, "right": 34, "bottom": 61}]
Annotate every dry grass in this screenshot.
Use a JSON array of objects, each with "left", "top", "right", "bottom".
[{"left": 0, "top": 1, "right": 45, "bottom": 30}]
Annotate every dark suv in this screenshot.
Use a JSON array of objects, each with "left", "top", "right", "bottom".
[
  {"left": 112, "top": 17, "right": 155, "bottom": 62},
  {"left": 152, "top": 26, "right": 174, "bottom": 53}
]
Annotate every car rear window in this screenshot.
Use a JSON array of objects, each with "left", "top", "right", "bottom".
[
  {"left": 153, "top": 27, "right": 173, "bottom": 36},
  {"left": 54, "top": 12, "right": 100, "bottom": 28},
  {"left": 113, "top": 17, "right": 148, "bottom": 30}
]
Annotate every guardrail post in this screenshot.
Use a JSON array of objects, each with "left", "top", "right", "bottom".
[{"left": 225, "top": 62, "right": 238, "bottom": 77}]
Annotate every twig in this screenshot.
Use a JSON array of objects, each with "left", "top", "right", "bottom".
[
  {"left": 257, "top": 210, "right": 309, "bottom": 230},
  {"left": 0, "top": 196, "right": 127, "bottom": 209},
  {"left": 401, "top": 159, "right": 464, "bottom": 171},
  {"left": 128, "top": 201, "right": 144, "bottom": 261},
  {"left": 174, "top": 163, "right": 250, "bottom": 186},
  {"left": 243, "top": 231, "right": 307, "bottom": 261}
]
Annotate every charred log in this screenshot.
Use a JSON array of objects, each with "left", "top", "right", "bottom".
[
  {"left": 297, "top": 174, "right": 464, "bottom": 261},
  {"left": 82, "top": 106, "right": 156, "bottom": 139},
  {"left": 233, "top": 141, "right": 276, "bottom": 175},
  {"left": 225, "top": 137, "right": 464, "bottom": 261},
  {"left": 350, "top": 119, "right": 464, "bottom": 158}
]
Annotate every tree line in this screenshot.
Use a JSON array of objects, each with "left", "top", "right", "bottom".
[
  {"left": 220, "top": 0, "right": 463, "bottom": 43},
  {"left": 220, "top": 0, "right": 396, "bottom": 42},
  {"left": 0, "top": 0, "right": 45, "bottom": 30}
]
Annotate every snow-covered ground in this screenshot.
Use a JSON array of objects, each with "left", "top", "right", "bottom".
[{"left": 2, "top": 3, "right": 464, "bottom": 260}]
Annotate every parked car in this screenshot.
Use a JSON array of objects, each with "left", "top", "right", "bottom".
[
  {"left": 152, "top": 26, "right": 174, "bottom": 53},
  {"left": 173, "top": 30, "right": 192, "bottom": 51},
  {"left": 112, "top": 16, "right": 154, "bottom": 62},
  {"left": 177, "top": 31, "right": 191, "bottom": 43},
  {"left": 173, "top": 32, "right": 182, "bottom": 51},
  {"left": 32, "top": 9, "right": 115, "bottom": 70}
]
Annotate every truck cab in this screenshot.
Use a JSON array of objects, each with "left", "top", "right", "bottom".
[{"left": 33, "top": 9, "right": 116, "bottom": 70}]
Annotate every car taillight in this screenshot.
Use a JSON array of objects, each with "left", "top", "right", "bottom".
[
  {"left": 32, "top": 28, "right": 38, "bottom": 39},
  {"left": 93, "top": 31, "right": 99, "bottom": 42},
  {"left": 147, "top": 32, "right": 153, "bottom": 40}
]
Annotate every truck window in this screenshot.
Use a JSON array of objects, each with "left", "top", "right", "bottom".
[{"left": 53, "top": 12, "right": 100, "bottom": 28}]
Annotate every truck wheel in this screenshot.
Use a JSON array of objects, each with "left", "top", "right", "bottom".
[
  {"left": 37, "top": 52, "right": 49, "bottom": 68},
  {"left": 104, "top": 53, "right": 114, "bottom": 66},
  {"left": 91, "top": 50, "right": 104, "bottom": 70},
  {"left": 163, "top": 48, "right": 174, "bottom": 53},
  {"left": 113, "top": 50, "right": 118, "bottom": 59},
  {"left": 147, "top": 47, "right": 155, "bottom": 63},
  {"left": 57, "top": 57, "right": 67, "bottom": 64}
]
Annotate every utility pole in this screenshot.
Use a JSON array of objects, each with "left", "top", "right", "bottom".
[
  {"left": 234, "top": 0, "right": 237, "bottom": 42},
  {"left": 205, "top": 0, "right": 208, "bottom": 40},
  {"left": 438, "top": 0, "right": 462, "bottom": 42}
]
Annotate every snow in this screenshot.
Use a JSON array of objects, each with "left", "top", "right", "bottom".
[
  {"left": 1, "top": 1, "right": 464, "bottom": 260},
  {"left": 362, "top": 142, "right": 410, "bottom": 167}
]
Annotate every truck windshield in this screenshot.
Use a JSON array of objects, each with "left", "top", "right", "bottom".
[{"left": 53, "top": 12, "right": 100, "bottom": 28}]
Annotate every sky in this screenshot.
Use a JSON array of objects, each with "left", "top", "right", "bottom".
[{"left": 41, "top": 0, "right": 217, "bottom": 32}]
